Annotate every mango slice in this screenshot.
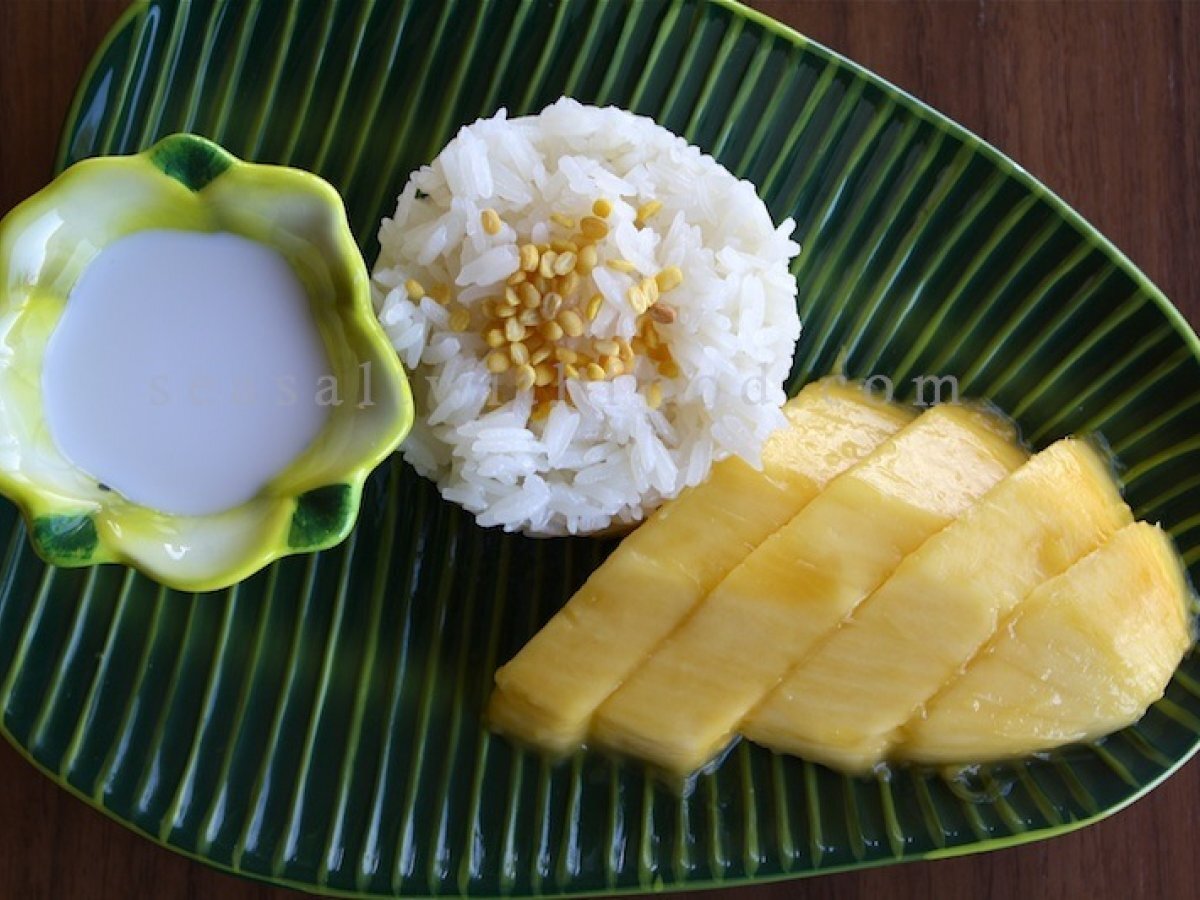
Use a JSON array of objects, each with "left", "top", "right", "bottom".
[{"left": 902, "top": 522, "right": 1191, "bottom": 763}]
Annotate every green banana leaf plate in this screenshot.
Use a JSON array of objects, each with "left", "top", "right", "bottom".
[{"left": 4, "top": 0, "right": 1198, "bottom": 895}]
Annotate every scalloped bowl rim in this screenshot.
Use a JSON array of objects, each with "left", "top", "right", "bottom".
[{"left": 0, "top": 133, "right": 414, "bottom": 592}]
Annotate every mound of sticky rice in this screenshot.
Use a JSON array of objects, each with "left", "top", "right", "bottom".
[{"left": 372, "top": 98, "right": 801, "bottom": 536}]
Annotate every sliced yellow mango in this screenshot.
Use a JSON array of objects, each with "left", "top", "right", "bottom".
[
  {"left": 744, "top": 438, "right": 1132, "bottom": 773},
  {"left": 901, "top": 522, "right": 1192, "bottom": 763},
  {"left": 591, "top": 404, "right": 1027, "bottom": 773},
  {"left": 487, "top": 378, "right": 913, "bottom": 752}
]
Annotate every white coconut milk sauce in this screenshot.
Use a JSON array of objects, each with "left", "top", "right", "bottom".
[{"left": 42, "top": 229, "right": 331, "bottom": 516}]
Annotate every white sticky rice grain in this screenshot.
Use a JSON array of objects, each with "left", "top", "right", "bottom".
[{"left": 373, "top": 98, "right": 801, "bottom": 536}]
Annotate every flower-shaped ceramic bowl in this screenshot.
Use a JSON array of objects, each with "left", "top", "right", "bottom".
[{"left": 0, "top": 134, "right": 412, "bottom": 591}]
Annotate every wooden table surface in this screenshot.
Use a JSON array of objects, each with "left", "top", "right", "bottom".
[{"left": 1, "top": 1, "right": 1198, "bottom": 898}]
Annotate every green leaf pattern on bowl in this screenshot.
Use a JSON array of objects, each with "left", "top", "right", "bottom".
[{"left": 288, "top": 484, "right": 354, "bottom": 550}]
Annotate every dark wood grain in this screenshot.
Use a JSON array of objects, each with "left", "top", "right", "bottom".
[{"left": 1, "top": 1, "right": 1197, "bottom": 898}]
